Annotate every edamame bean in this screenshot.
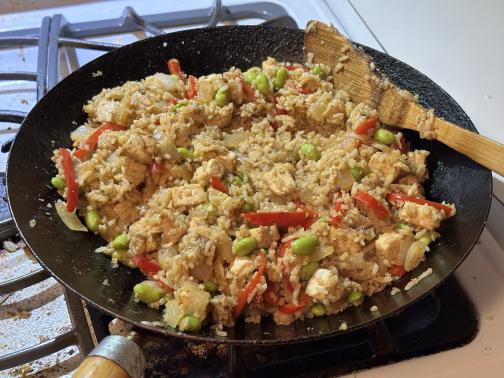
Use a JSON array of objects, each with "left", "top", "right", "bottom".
[
  {"left": 172, "top": 102, "right": 187, "bottom": 111},
  {"left": 112, "top": 234, "right": 129, "bottom": 249},
  {"left": 351, "top": 166, "right": 365, "bottom": 182},
  {"left": 85, "top": 210, "right": 100, "bottom": 232},
  {"left": 273, "top": 67, "right": 288, "bottom": 90},
  {"left": 255, "top": 73, "right": 270, "bottom": 94},
  {"left": 244, "top": 67, "right": 261, "bottom": 84},
  {"left": 203, "top": 281, "right": 218, "bottom": 293},
  {"left": 133, "top": 282, "right": 164, "bottom": 303},
  {"left": 177, "top": 147, "right": 194, "bottom": 160},
  {"left": 51, "top": 176, "right": 65, "bottom": 190},
  {"left": 348, "top": 290, "right": 362, "bottom": 304},
  {"left": 311, "top": 303, "right": 327, "bottom": 317},
  {"left": 112, "top": 249, "right": 136, "bottom": 268},
  {"left": 374, "top": 128, "right": 396, "bottom": 145},
  {"left": 232, "top": 175, "right": 243, "bottom": 186},
  {"left": 291, "top": 235, "right": 319, "bottom": 256},
  {"left": 418, "top": 232, "right": 432, "bottom": 245},
  {"left": 243, "top": 201, "right": 255, "bottom": 212},
  {"left": 395, "top": 223, "right": 408, "bottom": 230},
  {"left": 299, "top": 143, "right": 320, "bottom": 161},
  {"left": 215, "top": 85, "right": 230, "bottom": 107},
  {"left": 300, "top": 261, "right": 319, "bottom": 281},
  {"left": 179, "top": 315, "right": 202, "bottom": 332},
  {"left": 233, "top": 237, "right": 258, "bottom": 256},
  {"left": 311, "top": 65, "right": 327, "bottom": 80}
]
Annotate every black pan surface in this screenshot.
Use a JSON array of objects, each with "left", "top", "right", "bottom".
[{"left": 7, "top": 26, "right": 491, "bottom": 344}]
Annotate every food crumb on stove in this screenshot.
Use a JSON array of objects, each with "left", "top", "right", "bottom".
[
  {"left": 211, "top": 323, "right": 228, "bottom": 337},
  {"left": 102, "top": 279, "right": 110, "bottom": 286},
  {"left": 20, "top": 98, "right": 28, "bottom": 105},
  {"left": 405, "top": 268, "right": 433, "bottom": 291},
  {"left": 92, "top": 70, "right": 103, "bottom": 77},
  {"left": 390, "top": 287, "right": 401, "bottom": 296},
  {"left": 47, "top": 203, "right": 52, "bottom": 208},
  {"left": 486, "top": 315, "right": 494, "bottom": 321},
  {"left": 29, "top": 219, "right": 36, "bottom": 228},
  {"left": 370, "top": 305, "right": 379, "bottom": 313},
  {"left": 263, "top": 331, "right": 272, "bottom": 335},
  {"left": 3, "top": 240, "right": 18, "bottom": 252},
  {"left": 37, "top": 335, "right": 49, "bottom": 343},
  {"left": 162, "top": 42, "right": 167, "bottom": 47},
  {"left": 338, "top": 322, "right": 348, "bottom": 331}
]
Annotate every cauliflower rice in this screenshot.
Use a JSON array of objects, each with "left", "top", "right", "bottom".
[{"left": 52, "top": 57, "right": 455, "bottom": 332}]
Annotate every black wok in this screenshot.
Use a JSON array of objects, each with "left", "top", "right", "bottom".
[{"left": 7, "top": 26, "right": 491, "bottom": 345}]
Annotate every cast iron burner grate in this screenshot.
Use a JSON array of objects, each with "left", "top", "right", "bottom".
[{"left": 87, "top": 276, "right": 477, "bottom": 377}]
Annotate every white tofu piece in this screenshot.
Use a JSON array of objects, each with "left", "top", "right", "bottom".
[
  {"left": 306, "top": 268, "right": 339, "bottom": 301},
  {"left": 264, "top": 163, "right": 296, "bottom": 196},
  {"left": 398, "top": 202, "right": 444, "bottom": 230}
]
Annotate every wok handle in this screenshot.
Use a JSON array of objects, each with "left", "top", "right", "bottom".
[{"left": 73, "top": 335, "right": 145, "bottom": 378}]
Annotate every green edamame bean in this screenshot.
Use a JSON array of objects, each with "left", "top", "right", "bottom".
[
  {"left": 232, "top": 175, "right": 243, "bottom": 186},
  {"left": 243, "top": 201, "right": 255, "bottom": 212},
  {"left": 215, "top": 85, "right": 230, "bottom": 107},
  {"left": 203, "top": 281, "right": 218, "bottom": 293},
  {"left": 374, "top": 128, "right": 396, "bottom": 145},
  {"left": 311, "top": 303, "right": 327, "bottom": 317},
  {"left": 418, "top": 232, "right": 432, "bottom": 246},
  {"left": 51, "top": 176, "right": 65, "bottom": 190},
  {"left": 85, "top": 210, "right": 100, "bottom": 232},
  {"left": 351, "top": 166, "right": 365, "bottom": 182},
  {"left": 255, "top": 73, "right": 270, "bottom": 95},
  {"left": 395, "top": 223, "right": 408, "bottom": 230},
  {"left": 179, "top": 315, "right": 202, "bottom": 332},
  {"left": 112, "top": 234, "right": 129, "bottom": 250},
  {"left": 299, "top": 143, "right": 320, "bottom": 161},
  {"left": 311, "top": 65, "right": 327, "bottom": 80},
  {"left": 233, "top": 237, "right": 258, "bottom": 256},
  {"left": 133, "top": 282, "right": 164, "bottom": 304},
  {"left": 172, "top": 102, "right": 187, "bottom": 111},
  {"left": 273, "top": 67, "right": 288, "bottom": 90},
  {"left": 300, "top": 261, "right": 319, "bottom": 281},
  {"left": 348, "top": 290, "right": 363, "bottom": 304},
  {"left": 291, "top": 235, "right": 319, "bottom": 256},
  {"left": 177, "top": 147, "right": 194, "bottom": 160},
  {"left": 244, "top": 67, "right": 261, "bottom": 84}
]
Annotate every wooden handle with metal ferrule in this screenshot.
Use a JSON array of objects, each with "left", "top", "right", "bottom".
[{"left": 72, "top": 335, "right": 145, "bottom": 378}]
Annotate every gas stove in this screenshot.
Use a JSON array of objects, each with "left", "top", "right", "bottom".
[{"left": 1, "top": 1, "right": 503, "bottom": 377}]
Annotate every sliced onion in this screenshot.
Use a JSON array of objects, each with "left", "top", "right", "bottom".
[
  {"left": 148, "top": 73, "right": 179, "bottom": 93},
  {"left": 404, "top": 241, "right": 426, "bottom": 271},
  {"left": 70, "top": 124, "right": 93, "bottom": 142},
  {"left": 55, "top": 200, "right": 88, "bottom": 232},
  {"left": 310, "top": 245, "right": 334, "bottom": 262},
  {"left": 337, "top": 169, "right": 355, "bottom": 191},
  {"left": 299, "top": 188, "right": 316, "bottom": 206}
]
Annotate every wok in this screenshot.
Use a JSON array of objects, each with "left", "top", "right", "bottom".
[{"left": 7, "top": 26, "right": 491, "bottom": 346}]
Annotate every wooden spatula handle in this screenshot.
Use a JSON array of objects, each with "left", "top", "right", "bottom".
[{"left": 436, "top": 119, "right": 504, "bottom": 176}]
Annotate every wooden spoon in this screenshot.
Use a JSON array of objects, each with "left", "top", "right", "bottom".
[{"left": 304, "top": 20, "right": 504, "bottom": 176}]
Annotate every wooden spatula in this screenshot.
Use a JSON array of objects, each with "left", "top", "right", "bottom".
[{"left": 304, "top": 20, "right": 504, "bottom": 176}]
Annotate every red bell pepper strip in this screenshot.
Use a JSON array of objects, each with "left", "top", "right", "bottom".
[
  {"left": 59, "top": 148, "right": 78, "bottom": 212},
  {"left": 243, "top": 211, "right": 308, "bottom": 227},
  {"left": 74, "top": 122, "right": 123, "bottom": 159},
  {"left": 276, "top": 108, "right": 288, "bottom": 115},
  {"left": 167, "top": 98, "right": 178, "bottom": 105},
  {"left": 277, "top": 240, "right": 292, "bottom": 258},
  {"left": 167, "top": 58, "right": 182, "bottom": 78},
  {"left": 210, "top": 176, "right": 228, "bottom": 194},
  {"left": 263, "top": 281, "right": 280, "bottom": 306},
  {"left": 278, "top": 292, "right": 309, "bottom": 314},
  {"left": 285, "top": 64, "right": 299, "bottom": 71},
  {"left": 298, "top": 87, "right": 313, "bottom": 95},
  {"left": 241, "top": 79, "right": 257, "bottom": 101},
  {"left": 232, "top": 251, "right": 266, "bottom": 319},
  {"left": 186, "top": 75, "right": 197, "bottom": 99},
  {"left": 355, "top": 190, "right": 388, "bottom": 220},
  {"left": 131, "top": 255, "right": 174, "bottom": 291},
  {"left": 354, "top": 116, "right": 377, "bottom": 135},
  {"left": 386, "top": 192, "right": 453, "bottom": 216},
  {"left": 388, "top": 264, "right": 407, "bottom": 277}
]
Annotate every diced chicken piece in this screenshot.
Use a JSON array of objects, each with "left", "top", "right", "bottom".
[
  {"left": 375, "top": 232, "right": 414, "bottom": 266},
  {"left": 175, "top": 280, "right": 210, "bottom": 320},
  {"left": 210, "top": 294, "right": 235, "bottom": 327},
  {"left": 398, "top": 202, "right": 444, "bottom": 230},
  {"left": 230, "top": 257, "right": 254, "bottom": 278},
  {"left": 249, "top": 226, "right": 280, "bottom": 248},
  {"left": 406, "top": 150, "right": 430, "bottom": 182},
  {"left": 368, "top": 150, "right": 405, "bottom": 186},
  {"left": 112, "top": 201, "right": 139, "bottom": 226},
  {"left": 306, "top": 268, "right": 341, "bottom": 301},
  {"left": 159, "top": 216, "right": 187, "bottom": 244},
  {"left": 171, "top": 184, "right": 207, "bottom": 207},
  {"left": 122, "top": 134, "right": 156, "bottom": 164},
  {"left": 264, "top": 163, "right": 296, "bottom": 196},
  {"left": 124, "top": 159, "right": 147, "bottom": 185},
  {"left": 329, "top": 228, "right": 362, "bottom": 254},
  {"left": 192, "top": 159, "right": 225, "bottom": 185}
]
